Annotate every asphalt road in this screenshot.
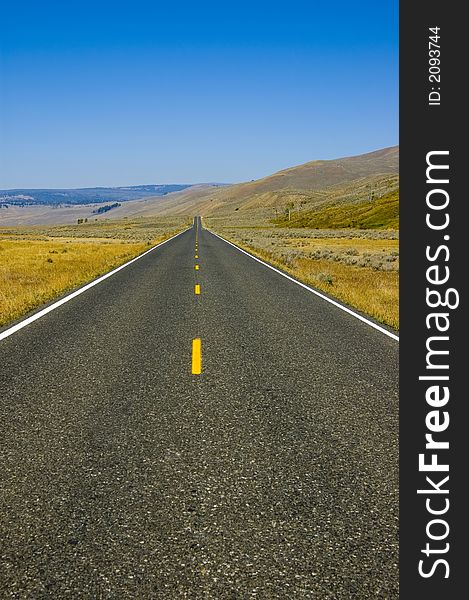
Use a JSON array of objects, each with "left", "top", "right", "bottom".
[{"left": 0, "top": 217, "right": 399, "bottom": 599}]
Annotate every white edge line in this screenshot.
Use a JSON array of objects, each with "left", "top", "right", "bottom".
[
  {"left": 0, "top": 228, "right": 190, "bottom": 342},
  {"left": 208, "top": 229, "right": 399, "bottom": 342}
]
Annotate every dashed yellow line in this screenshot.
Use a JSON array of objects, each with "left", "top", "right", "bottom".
[
  {"left": 192, "top": 223, "right": 201, "bottom": 374},
  {"left": 192, "top": 338, "right": 202, "bottom": 374}
]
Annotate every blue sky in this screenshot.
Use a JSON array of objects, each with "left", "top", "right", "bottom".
[{"left": 0, "top": 1, "right": 398, "bottom": 188}]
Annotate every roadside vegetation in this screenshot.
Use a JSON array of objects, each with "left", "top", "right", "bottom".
[
  {"left": 0, "top": 217, "right": 189, "bottom": 327},
  {"left": 274, "top": 190, "right": 399, "bottom": 229},
  {"left": 205, "top": 222, "right": 399, "bottom": 330}
]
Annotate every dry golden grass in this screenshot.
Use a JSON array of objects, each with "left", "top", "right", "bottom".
[
  {"left": 0, "top": 239, "right": 146, "bottom": 326},
  {"left": 207, "top": 224, "right": 399, "bottom": 330},
  {"left": 0, "top": 219, "right": 188, "bottom": 327},
  {"left": 295, "top": 258, "right": 398, "bottom": 329},
  {"left": 0, "top": 215, "right": 190, "bottom": 243}
]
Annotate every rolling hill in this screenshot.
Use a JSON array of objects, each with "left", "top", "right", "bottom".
[
  {"left": 139, "top": 145, "right": 399, "bottom": 217},
  {"left": 0, "top": 147, "right": 398, "bottom": 225}
]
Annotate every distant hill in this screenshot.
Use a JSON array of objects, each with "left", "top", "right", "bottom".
[
  {"left": 215, "top": 145, "right": 398, "bottom": 197},
  {"left": 146, "top": 146, "right": 399, "bottom": 217},
  {"left": 0, "top": 147, "right": 398, "bottom": 226},
  {"left": 0, "top": 184, "right": 195, "bottom": 207}
]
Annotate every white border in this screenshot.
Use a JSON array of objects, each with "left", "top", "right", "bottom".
[
  {"left": 0, "top": 228, "right": 189, "bottom": 342},
  {"left": 208, "top": 229, "right": 399, "bottom": 342}
]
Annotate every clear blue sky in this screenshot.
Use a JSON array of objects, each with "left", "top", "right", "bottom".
[{"left": 0, "top": 1, "right": 398, "bottom": 189}]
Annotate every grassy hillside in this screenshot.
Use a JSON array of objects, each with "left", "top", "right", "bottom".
[
  {"left": 149, "top": 146, "right": 398, "bottom": 218},
  {"left": 243, "top": 145, "right": 398, "bottom": 193},
  {"left": 276, "top": 190, "right": 399, "bottom": 229}
]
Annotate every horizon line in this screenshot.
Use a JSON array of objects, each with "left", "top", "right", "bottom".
[{"left": 0, "top": 144, "right": 399, "bottom": 191}]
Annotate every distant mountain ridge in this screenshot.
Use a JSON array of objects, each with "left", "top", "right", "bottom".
[{"left": 0, "top": 184, "right": 195, "bottom": 207}]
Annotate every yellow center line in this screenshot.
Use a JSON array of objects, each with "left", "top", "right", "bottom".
[
  {"left": 195, "top": 264, "right": 199, "bottom": 270},
  {"left": 192, "top": 338, "right": 202, "bottom": 374},
  {"left": 195, "top": 284, "right": 201, "bottom": 295},
  {"left": 195, "top": 254, "right": 199, "bottom": 258}
]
